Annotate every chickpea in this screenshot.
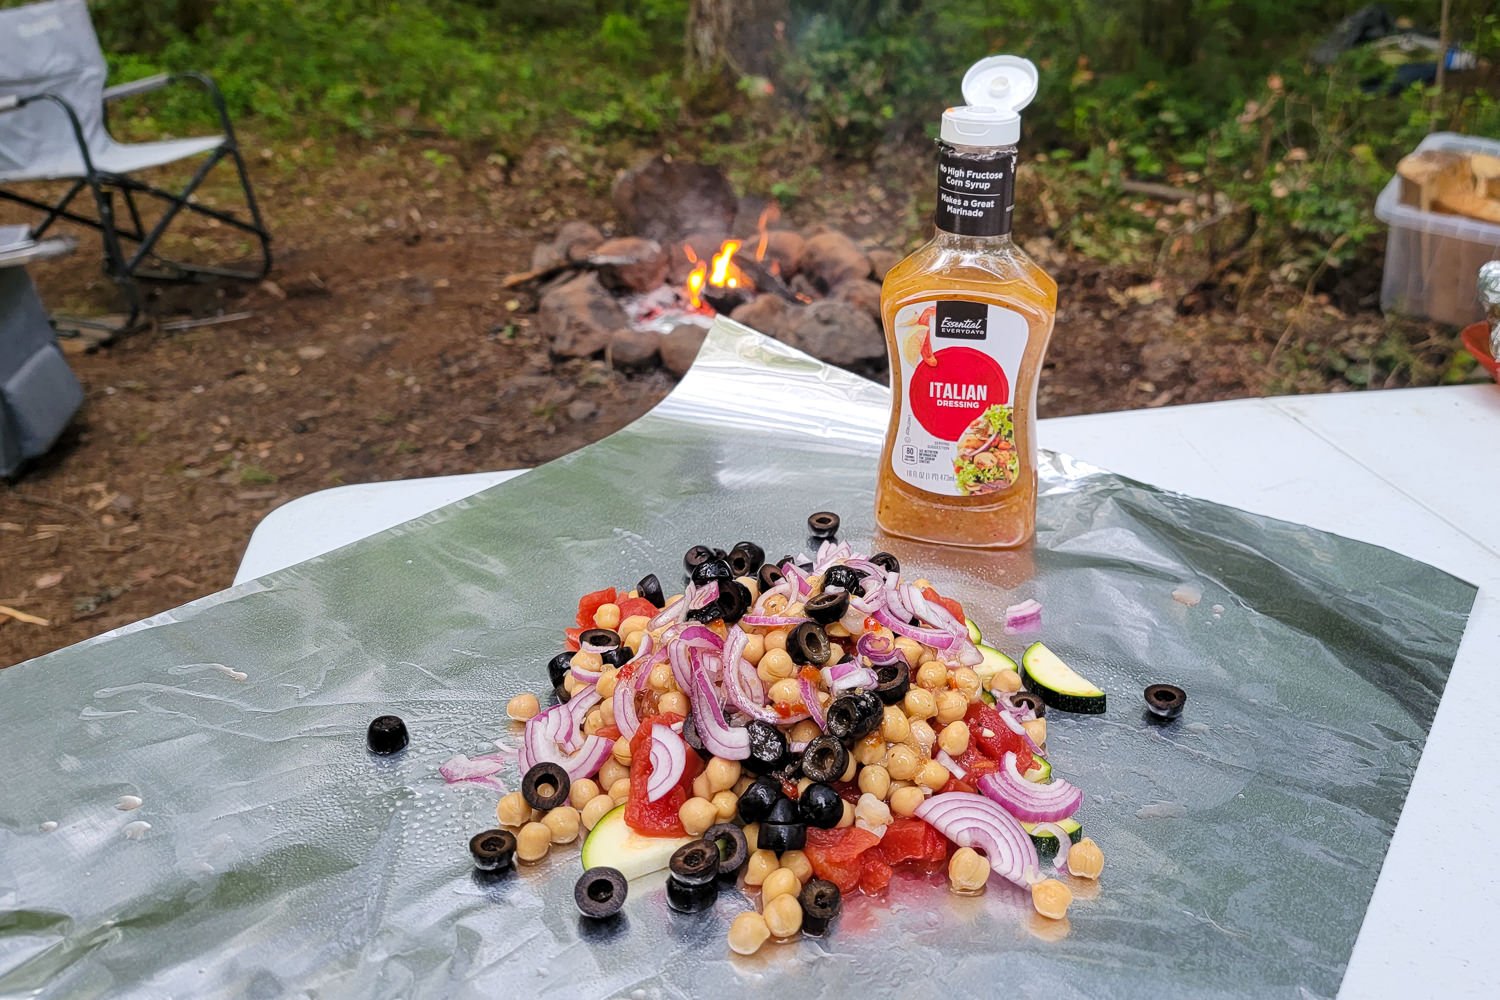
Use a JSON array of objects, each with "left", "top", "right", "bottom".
[
  {"left": 853, "top": 732, "right": 887, "bottom": 766},
  {"left": 840, "top": 752, "right": 858, "bottom": 782},
  {"left": 904, "top": 688, "right": 937, "bottom": 720},
  {"left": 916, "top": 661, "right": 948, "bottom": 690},
  {"left": 948, "top": 846, "right": 990, "bottom": 894},
  {"left": 581, "top": 793, "right": 615, "bottom": 830},
  {"left": 648, "top": 662, "right": 674, "bottom": 693},
  {"left": 881, "top": 704, "right": 911, "bottom": 743},
  {"left": 761, "top": 867, "right": 800, "bottom": 903},
  {"left": 788, "top": 719, "right": 821, "bottom": 745},
  {"left": 623, "top": 631, "right": 645, "bottom": 654},
  {"left": 608, "top": 777, "right": 632, "bottom": 803},
  {"left": 733, "top": 776, "right": 753, "bottom": 796},
  {"left": 598, "top": 758, "right": 628, "bottom": 789},
  {"left": 825, "top": 622, "right": 850, "bottom": 638},
  {"left": 825, "top": 644, "right": 842, "bottom": 665},
  {"left": 570, "top": 650, "right": 603, "bottom": 673},
  {"left": 496, "top": 791, "right": 530, "bottom": 827},
  {"left": 893, "top": 637, "right": 924, "bottom": 666},
  {"left": 593, "top": 602, "right": 621, "bottom": 630},
  {"left": 837, "top": 800, "right": 855, "bottom": 828},
  {"left": 596, "top": 667, "right": 619, "bottom": 699},
  {"left": 704, "top": 756, "right": 741, "bottom": 793},
  {"left": 744, "top": 849, "right": 777, "bottom": 887},
  {"left": 506, "top": 692, "right": 540, "bottom": 721},
  {"left": 917, "top": 759, "right": 951, "bottom": 790},
  {"left": 1068, "top": 838, "right": 1105, "bottom": 879},
  {"left": 1031, "top": 878, "right": 1073, "bottom": 920},
  {"left": 735, "top": 576, "right": 760, "bottom": 601},
  {"left": 938, "top": 721, "right": 971, "bottom": 756},
  {"left": 562, "top": 675, "right": 581, "bottom": 696},
  {"left": 858, "top": 763, "right": 892, "bottom": 800},
  {"left": 583, "top": 709, "right": 603, "bottom": 736},
  {"left": 779, "top": 850, "right": 813, "bottom": 883},
  {"left": 886, "top": 744, "right": 920, "bottom": 782},
  {"left": 727, "top": 911, "right": 772, "bottom": 955},
  {"left": 742, "top": 823, "right": 760, "bottom": 851},
  {"left": 760, "top": 648, "right": 795, "bottom": 680},
  {"left": 543, "top": 805, "right": 581, "bottom": 844},
  {"left": 679, "top": 797, "right": 718, "bottom": 836},
  {"left": 916, "top": 646, "right": 937, "bottom": 666},
  {"left": 908, "top": 719, "right": 937, "bottom": 755},
  {"left": 796, "top": 777, "right": 811, "bottom": 796},
  {"left": 768, "top": 678, "right": 802, "bottom": 705},
  {"left": 692, "top": 772, "right": 714, "bottom": 801},
  {"left": 516, "top": 821, "right": 551, "bottom": 863},
  {"left": 1023, "top": 718, "right": 1048, "bottom": 747},
  {"left": 890, "top": 785, "right": 926, "bottom": 817},
  {"left": 989, "top": 669, "right": 1022, "bottom": 694},
  {"left": 855, "top": 793, "right": 892, "bottom": 829},
  {"left": 569, "top": 777, "right": 601, "bottom": 810},
  {"left": 785, "top": 603, "right": 805, "bottom": 617},
  {"left": 711, "top": 790, "right": 739, "bottom": 821},
  {"left": 951, "top": 667, "right": 982, "bottom": 700},
  {"left": 763, "top": 893, "right": 804, "bottom": 938},
  {"left": 619, "top": 614, "right": 650, "bottom": 636},
  {"left": 743, "top": 633, "right": 766, "bottom": 666},
  {"left": 599, "top": 697, "right": 616, "bottom": 727},
  {"left": 763, "top": 625, "right": 790, "bottom": 650},
  {"left": 611, "top": 737, "right": 632, "bottom": 765},
  {"left": 935, "top": 690, "right": 969, "bottom": 725},
  {"left": 658, "top": 691, "right": 690, "bottom": 717}
]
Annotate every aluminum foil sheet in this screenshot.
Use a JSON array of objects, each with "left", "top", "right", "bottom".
[{"left": 0, "top": 320, "right": 1476, "bottom": 999}]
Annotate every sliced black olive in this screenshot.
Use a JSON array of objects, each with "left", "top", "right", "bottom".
[
  {"left": 366, "top": 715, "right": 409, "bottom": 755},
  {"left": 521, "top": 761, "right": 570, "bottom": 811},
  {"left": 807, "top": 511, "right": 840, "bottom": 539},
  {"left": 766, "top": 796, "right": 798, "bottom": 826},
  {"left": 683, "top": 545, "right": 717, "bottom": 576},
  {"left": 1144, "top": 683, "right": 1186, "bottom": 722},
  {"left": 665, "top": 876, "right": 719, "bottom": 913},
  {"left": 826, "top": 695, "right": 880, "bottom": 744},
  {"left": 690, "top": 558, "right": 734, "bottom": 586},
  {"left": 874, "top": 661, "right": 911, "bottom": 705},
  {"left": 728, "top": 541, "right": 765, "bottom": 577},
  {"left": 736, "top": 775, "right": 782, "bottom": 822},
  {"left": 575, "top": 866, "right": 627, "bottom": 918},
  {"left": 853, "top": 691, "right": 884, "bottom": 733},
  {"left": 579, "top": 628, "right": 621, "bottom": 651},
  {"left": 681, "top": 713, "right": 707, "bottom": 758},
  {"left": 686, "top": 603, "right": 724, "bottom": 624},
  {"left": 469, "top": 828, "right": 517, "bottom": 872},
  {"left": 1010, "top": 691, "right": 1046, "bottom": 717},
  {"left": 788, "top": 622, "right": 831, "bottom": 666},
  {"left": 869, "top": 552, "right": 900, "bottom": 574},
  {"left": 805, "top": 590, "right": 849, "bottom": 625},
  {"left": 704, "top": 822, "right": 749, "bottom": 876},
  {"left": 798, "top": 783, "right": 844, "bottom": 828},
  {"left": 757, "top": 822, "right": 806, "bottom": 853},
  {"left": 757, "top": 562, "right": 785, "bottom": 592},
  {"left": 799, "top": 878, "right": 841, "bottom": 936},
  {"left": 742, "top": 720, "right": 789, "bottom": 775},
  {"left": 669, "top": 839, "right": 722, "bottom": 886},
  {"left": 546, "top": 651, "right": 574, "bottom": 688},
  {"left": 800, "top": 735, "right": 849, "bottom": 784},
  {"left": 823, "top": 565, "right": 861, "bottom": 593},
  {"left": 553, "top": 683, "right": 572, "bottom": 704},
  {"left": 601, "top": 645, "right": 634, "bottom": 668},
  {"left": 717, "top": 581, "right": 753, "bottom": 626},
  {"left": 637, "top": 572, "right": 666, "bottom": 609}
]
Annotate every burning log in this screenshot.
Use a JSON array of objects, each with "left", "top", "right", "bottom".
[{"left": 731, "top": 250, "right": 800, "bottom": 303}]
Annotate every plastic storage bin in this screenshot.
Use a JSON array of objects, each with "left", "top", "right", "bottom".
[{"left": 1374, "top": 132, "right": 1500, "bottom": 327}]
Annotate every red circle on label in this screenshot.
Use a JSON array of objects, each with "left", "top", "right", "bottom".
[{"left": 908, "top": 347, "right": 1010, "bottom": 440}]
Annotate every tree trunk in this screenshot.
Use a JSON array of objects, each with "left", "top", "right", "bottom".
[{"left": 685, "top": 0, "right": 789, "bottom": 81}]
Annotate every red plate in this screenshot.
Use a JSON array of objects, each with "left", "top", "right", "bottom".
[{"left": 1461, "top": 321, "right": 1497, "bottom": 381}]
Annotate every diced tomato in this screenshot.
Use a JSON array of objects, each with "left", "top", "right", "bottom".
[
  {"left": 804, "top": 826, "right": 881, "bottom": 894},
  {"left": 954, "top": 745, "right": 1000, "bottom": 780},
  {"left": 863, "top": 615, "right": 883, "bottom": 634},
  {"left": 858, "top": 853, "right": 893, "bottom": 894},
  {"left": 831, "top": 780, "right": 862, "bottom": 804},
  {"left": 772, "top": 702, "right": 796, "bottom": 718},
  {"left": 921, "top": 586, "right": 966, "bottom": 625},
  {"left": 878, "top": 818, "right": 950, "bottom": 868},
  {"left": 964, "top": 703, "right": 1034, "bottom": 774},
  {"left": 625, "top": 713, "right": 699, "bottom": 836},
  {"left": 615, "top": 597, "right": 657, "bottom": 625},
  {"left": 799, "top": 666, "right": 822, "bottom": 685},
  {"left": 596, "top": 724, "right": 621, "bottom": 741},
  {"left": 576, "top": 587, "right": 618, "bottom": 629},
  {"left": 938, "top": 776, "right": 976, "bottom": 796}
]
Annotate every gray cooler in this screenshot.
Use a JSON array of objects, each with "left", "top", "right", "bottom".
[{"left": 1, "top": 263, "right": 83, "bottom": 477}]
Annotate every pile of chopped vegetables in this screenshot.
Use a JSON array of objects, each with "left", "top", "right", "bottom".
[{"left": 460, "top": 513, "right": 1109, "bottom": 950}]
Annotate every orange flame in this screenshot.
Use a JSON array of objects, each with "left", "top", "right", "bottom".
[
  {"left": 684, "top": 245, "right": 707, "bottom": 310},
  {"left": 753, "top": 204, "right": 780, "bottom": 262},
  {"left": 709, "top": 239, "right": 742, "bottom": 290}
]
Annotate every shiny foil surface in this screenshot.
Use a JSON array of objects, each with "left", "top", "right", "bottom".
[{"left": 0, "top": 321, "right": 1475, "bottom": 998}]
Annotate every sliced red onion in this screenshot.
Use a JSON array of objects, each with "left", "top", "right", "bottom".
[
  {"left": 847, "top": 590, "right": 883, "bottom": 616},
  {"left": 821, "top": 661, "right": 878, "bottom": 691},
  {"left": 995, "top": 708, "right": 1044, "bottom": 754},
  {"left": 977, "top": 752, "right": 1084, "bottom": 823},
  {"left": 1030, "top": 820, "right": 1074, "bottom": 874},
  {"left": 689, "top": 581, "right": 719, "bottom": 610},
  {"left": 750, "top": 578, "right": 791, "bottom": 613},
  {"left": 798, "top": 675, "right": 827, "bottom": 730},
  {"left": 740, "top": 614, "right": 810, "bottom": 627},
  {"left": 781, "top": 561, "right": 811, "bottom": 598},
  {"left": 935, "top": 749, "right": 966, "bottom": 779},
  {"left": 882, "top": 577, "right": 913, "bottom": 621},
  {"left": 560, "top": 686, "right": 600, "bottom": 752},
  {"left": 519, "top": 714, "right": 613, "bottom": 782},
  {"left": 688, "top": 662, "right": 750, "bottom": 759},
  {"left": 646, "top": 724, "right": 689, "bottom": 801},
  {"left": 855, "top": 631, "right": 904, "bottom": 666},
  {"left": 812, "top": 541, "right": 854, "bottom": 573},
  {"left": 874, "top": 608, "right": 957, "bottom": 649},
  {"left": 570, "top": 661, "right": 603, "bottom": 684},
  {"left": 669, "top": 640, "right": 696, "bottom": 692},
  {"left": 649, "top": 594, "right": 688, "bottom": 630},
  {"left": 842, "top": 557, "right": 882, "bottom": 578},
  {"left": 676, "top": 624, "right": 724, "bottom": 649},
  {"left": 613, "top": 648, "right": 663, "bottom": 742},
  {"left": 1003, "top": 599, "right": 1043, "bottom": 635},
  {"left": 439, "top": 753, "right": 510, "bottom": 791},
  {"left": 916, "top": 791, "right": 1040, "bottom": 887}
]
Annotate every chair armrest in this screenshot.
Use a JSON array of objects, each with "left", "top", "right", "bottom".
[
  {"left": 0, "top": 92, "right": 96, "bottom": 172},
  {"left": 0, "top": 95, "right": 20, "bottom": 113},
  {"left": 102, "top": 73, "right": 172, "bottom": 103}
]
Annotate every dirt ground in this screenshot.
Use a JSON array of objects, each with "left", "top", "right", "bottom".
[{"left": 0, "top": 136, "right": 1467, "bottom": 666}]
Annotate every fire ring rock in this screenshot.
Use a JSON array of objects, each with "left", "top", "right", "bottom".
[
  {"left": 592, "top": 237, "right": 670, "bottom": 294},
  {"left": 530, "top": 221, "right": 605, "bottom": 272},
  {"left": 538, "top": 273, "right": 630, "bottom": 359},
  {"left": 660, "top": 324, "right": 710, "bottom": 377},
  {"left": 608, "top": 327, "right": 662, "bottom": 371},
  {"left": 784, "top": 300, "right": 884, "bottom": 369},
  {"left": 797, "top": 231, "right": 872, "bottom": 293},
  {"left": 730, "top": 295, "right": 798, "bottom": 342}
]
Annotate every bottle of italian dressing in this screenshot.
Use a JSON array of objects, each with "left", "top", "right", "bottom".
[{"left": 876, "top": 56, "right": 1057, "bottom": 549}]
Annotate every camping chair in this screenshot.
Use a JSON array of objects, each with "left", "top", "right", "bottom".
[{"left": 0, "top": 0, "right": 271, "bottom": 336}]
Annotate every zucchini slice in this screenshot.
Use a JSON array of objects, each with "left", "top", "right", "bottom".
[
  {"left": 1021, "top": 817, "right": 1082, "bottom": 861},
  {"left": 579, "top": 804, "right": 693, "bottom": 881},
  {"left": 965, "top": 618, "right": 983, "bottom": 645},
  {"left": 1021, "top": 642, "right": 1106, "bottom": 714},
  {"left": 973, "top": 643, "right": 1019, "bottom": 683}
]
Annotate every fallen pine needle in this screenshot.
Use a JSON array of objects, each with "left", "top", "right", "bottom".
[{"left": 0, "top": 604, "right": 51, "bottom": 626}]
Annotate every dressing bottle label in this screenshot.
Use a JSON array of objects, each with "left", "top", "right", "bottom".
[{"left": 890, "top": 299, "right": 1027, "bottom": 497}]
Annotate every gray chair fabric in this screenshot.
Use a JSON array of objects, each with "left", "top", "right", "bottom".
[
  {"left": 0, "top": 266, "right": 83, "bottom": 477},
  {"left": 0, "top": 0, "right": 224, "bottom": 182}
]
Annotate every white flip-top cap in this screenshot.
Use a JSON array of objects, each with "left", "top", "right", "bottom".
[{"left": 941, "top": 55, "right": 1039, "bottom": 146}]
